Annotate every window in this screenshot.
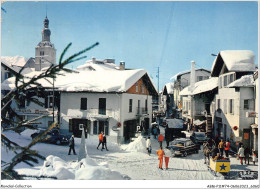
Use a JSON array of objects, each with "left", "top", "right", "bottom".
[
  {"left": 224, "top": 99, "right": 227, "bottom": 114},
  {"left": 230, "top": 74, "right": 234, "bottom": 83},
  {"left": 99, "top": 98, "right": 106, "bottom": 115},
  {"left": 145, "top": 99, "right": 148, "bottom": 112},
  {"left": 137, "top": 100, "right": 140, "bottom": 114},
  {"left": 129, "top": 99, "right": 133, "bottom": 112},
  {"left": 93, "top": 121, "right": 98, "bottom": 134},
  {"left": 204, "top": 76, "right": 209, "bottom": 80},
  {"left": 217, "top": 99, "right": 221, "bottom": 109},
  {"left": 142, "top": 84, "right": 145, "bottom": 93},
  {"left": 49, "top": 96, "right": 54, "bottom": 108},
  {"left": 229, "top": 99, "right": 234, "bottom": 114},
  {"left": 224, "top": 76, "right": 228, "bottom": 87},
  {"left": 135, "top": 82, "right": 138, "bottom": 92},
  {"left": 197, "top": 76, "right": 203, "bottom": 81},
  {"left": 40, "top": 51, "right": 44, "bottom": 56},
  {"left": 244, "top": 100, "right": 249, "bottom": 110},
  {"left": 80, "top": 98, "right": 87, "bottom": 110}
]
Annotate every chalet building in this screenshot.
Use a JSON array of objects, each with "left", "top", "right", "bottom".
[
  {"left": 211, "top": 50, "right": 257, "bottom": 150},
  {"left": 2, "top": 59, "right": 158, "bottom": 144},
  {"left": 170, "top": 68, "right": 211, "bottom": 118},
  {"left": 180, "top": 77, "right": 218, "bottom": 136},
  {"left": 251, "top": 71, "right": 258, "bottom": 153}
]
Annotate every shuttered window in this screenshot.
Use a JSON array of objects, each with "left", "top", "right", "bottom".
[{"left": 80, "top": 98, "right": 87, "bottom": 110}]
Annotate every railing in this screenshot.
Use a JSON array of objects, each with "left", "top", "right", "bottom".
[{"left": 136, "top": 107, "right": 148, "bottom": 115}]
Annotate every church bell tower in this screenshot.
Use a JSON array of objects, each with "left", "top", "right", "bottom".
[{"left": 35, "top": 16, "right": 56, "bottom": 71}]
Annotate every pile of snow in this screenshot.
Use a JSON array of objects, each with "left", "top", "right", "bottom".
[
  {"left": 39, "top": 155, "right": 127, "bottom": 180},
  {"left": 166, "top": 119, "right": 184, "bottom": 129},
  {"left": 20, "top": 129, "right": 38, "bottom": 139},
  {"left": 124, "top": 136, "right": 146, "bottom": 152}
]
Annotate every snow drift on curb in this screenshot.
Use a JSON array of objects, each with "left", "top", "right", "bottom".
[{"left": 39, "top": 155, "right": 128, "bottom": 180}]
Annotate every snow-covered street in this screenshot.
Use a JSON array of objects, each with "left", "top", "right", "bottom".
[{"left": 1, "top": 127, "right": 258, "bottom": 181}]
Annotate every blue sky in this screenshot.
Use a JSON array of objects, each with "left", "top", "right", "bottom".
[{"left": 1, "top": 1, "right": 258, "bottom": 90}]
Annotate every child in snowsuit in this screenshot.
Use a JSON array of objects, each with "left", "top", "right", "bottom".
[{"left": 156, "top": 147, "right": 165, "bottom": 170}]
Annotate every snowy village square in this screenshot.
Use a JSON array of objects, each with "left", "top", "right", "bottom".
[{"left": 1, "top": 1, "right": 259, "bottom": 188}]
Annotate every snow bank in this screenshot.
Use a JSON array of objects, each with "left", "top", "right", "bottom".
[
  {"left": 20, "top": 129, "right": 38, "bottom": 139},
  {"left": 124, "top": 136, "right": 146, "bottom": 152},
  {"left": 39, "top": 155, "right": 127, "bottom": 180}
]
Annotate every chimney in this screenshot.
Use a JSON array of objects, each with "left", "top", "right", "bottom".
[
  {"left": 189, "top": 60, "right": 196, "bottom": 92},
  {"left": 119, "top": 61, "right": 125, "bottom": 70},
  {"left": 92, "top": 57, "right": 96, "bottom": 63}
]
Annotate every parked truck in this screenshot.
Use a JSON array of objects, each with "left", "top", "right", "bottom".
[{"left": 164, "top": 118, "right": 187, "bottom": 141}]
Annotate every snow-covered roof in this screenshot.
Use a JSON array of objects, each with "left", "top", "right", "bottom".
[
  {"left": 211, "top": 50, "right": 256, "bottom": 76},
  {"left": 1, "top": 69, "right": 150, "bottom": 93},
  {"left": 163, "top": 82, "right": 174, "bottom": 94},
  {"left": 227, "top": 75, "right": 255, "bottom": 88},
  {"left": 77, "top": 60, "right": 119, "bottom": 71},
  {"left": 1, "top": 56, "right": 28, "bottom": 67},
  {"left": 180, "top": 77, "right": 218, "bottom": 96},
  {"left": 170, "top": 68, "right": 210, "bottom": 81}
]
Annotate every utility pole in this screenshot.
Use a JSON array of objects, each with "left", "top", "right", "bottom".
[{"left": 157, "top": 67, "right": 160, "bottom": 92}]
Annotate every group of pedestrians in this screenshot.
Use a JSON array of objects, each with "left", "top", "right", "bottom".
[
  {"left": 156, "top": 147, "right": 171, "bottom": 170},
  {"left": 146, "top": 133, "right": 172, "bottom": 170},
  {"left": 97, "top": 131, "right": 109, "bottom": 151},
  {"left": 237, "top": 144, "right": 257, "bottom": 165}
]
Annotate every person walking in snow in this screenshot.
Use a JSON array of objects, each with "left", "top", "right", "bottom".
[
  {"left": 153, "top": 127, "right": 157, "bottom": 139},
  {"left": 244, "top": 147, "right": 250, "bottom": 165},
  {"left": 238, "top": 145, "right": 245, "bottom": 165},
  {"left": 158, "top": 134, "right": 164, "bottom": 148},
  {"left": 164, "top": 147, "right": 171, "bottom": 170},
  {"left": 146, "top": 136, "right": 152, "bottom": 155},
  {"left": 224, "top": 140, "right": 231, "bottom": 158},
  {"left": 102, "top": 134, "right": 109, "bottom": 151},
  {"left": 252, "top": 150, "right": 257, "bottom": 165},
  {"left": 68, "top": 135, "right": 76, "bottom": 155},
  {"left": 165, "top": 126, "right": 171, "bottom": 148},
  {"left": 157, "top": 147, "right": 165, "bottom": 170},
  {"left": 97, "top": 131, "right": 104, "bottom": 150}
]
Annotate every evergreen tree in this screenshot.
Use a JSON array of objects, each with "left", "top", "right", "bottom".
[{"left": 1, "top": 42, "right": 99, "bottom": 179}]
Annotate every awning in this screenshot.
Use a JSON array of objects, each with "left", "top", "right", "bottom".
[{"left": 251, "top": 124, "right": 258, "bottom": 129}]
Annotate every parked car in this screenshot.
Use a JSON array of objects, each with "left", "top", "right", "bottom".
[
  {"left": 31, "top": 129, "right": 70, "bottom": 145},
  {"left": 168, "top": 138, "right": 200, "bottom": 157},
  {"left": 190, "top": 132, "right": 209, "bottom": 144}
]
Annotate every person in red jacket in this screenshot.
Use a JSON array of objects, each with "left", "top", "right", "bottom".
[
  {"left": 157, "top": 147, "right": 165, "bottom": 170},
  {"left": 158, "top": 134, "right": 164, "bottom": 148},
  {"left": 224, "top": 140, "right": 231, "bottom": 158},
  {"left": 97, "top": 131, "right": 104, "bottom": 150}
]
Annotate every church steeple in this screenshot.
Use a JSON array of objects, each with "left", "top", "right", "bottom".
[
  {"left": 42, "top": 16, "right": 51, "bottom": 42},
  {"left": 35, "top": 16, "right": 56, "bottom": 71}
]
